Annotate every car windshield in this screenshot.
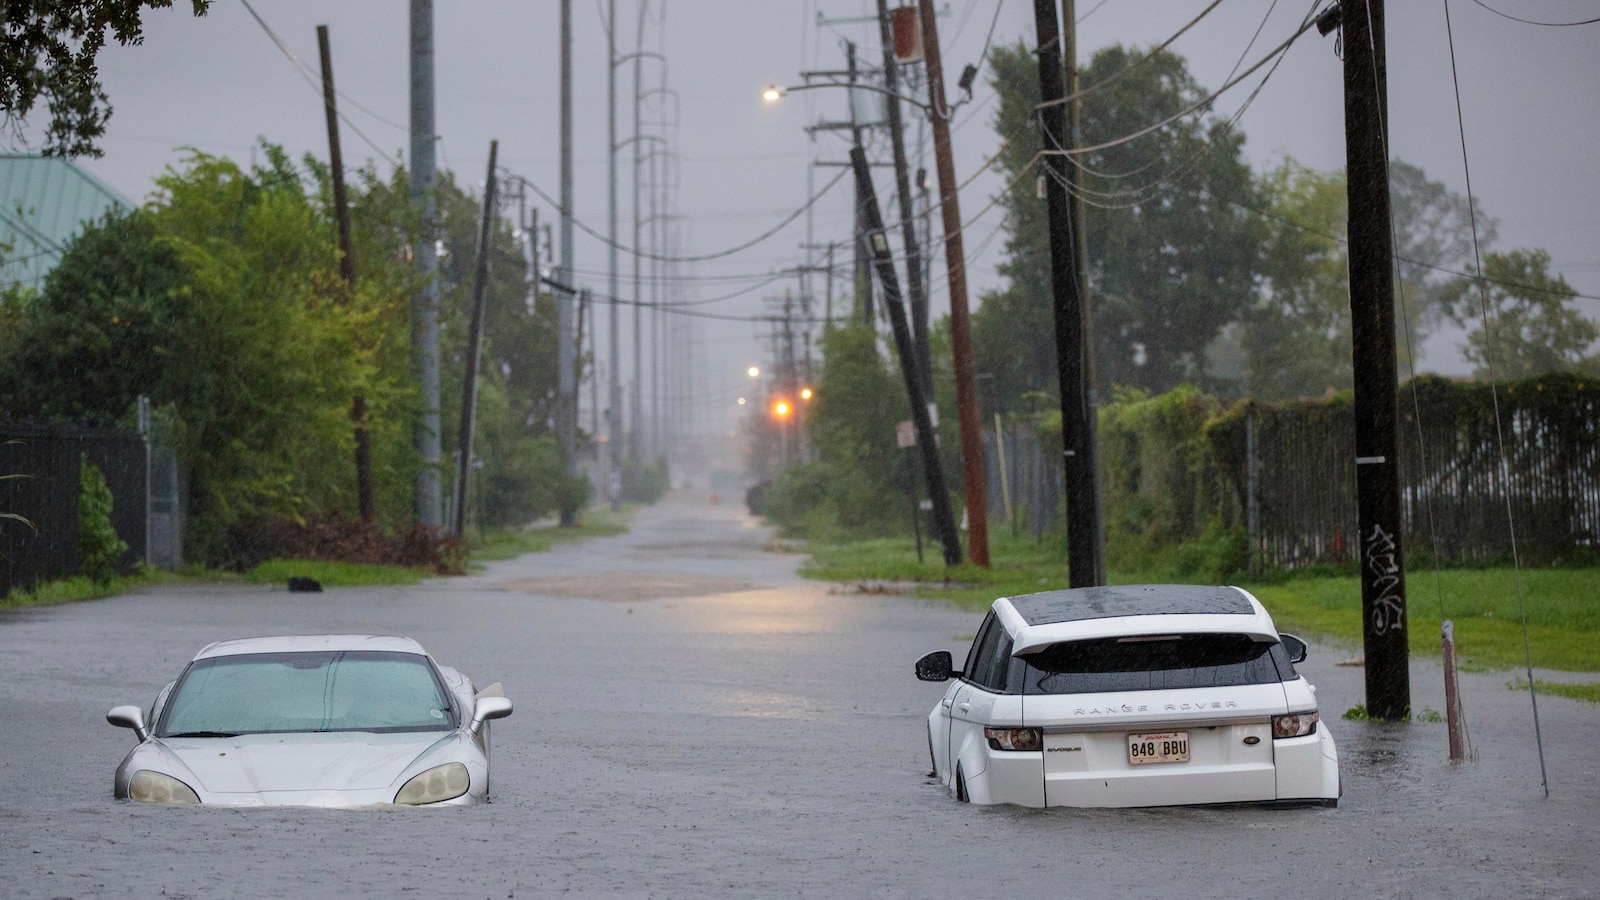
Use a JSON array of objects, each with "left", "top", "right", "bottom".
[
  {"left": 157, "top": 650, "right": 454, "bottom": 737},
  {"left": 1021, "top": 633, "right": 1288, "bottom": 695}
]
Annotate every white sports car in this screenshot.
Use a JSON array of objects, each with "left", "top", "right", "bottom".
[
  {"left": 108, "top": 634, "right": 512, "bottom": 807},
  {"left": 916, "top": 585, "right": 1340, "bottom": 808}
]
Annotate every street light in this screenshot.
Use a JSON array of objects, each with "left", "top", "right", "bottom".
[
  {"left": 761, "top": 81, "right": 932, "bottom": 116},
  {"left": 748, "top": 366, "right": 761, "bottom": 378}
]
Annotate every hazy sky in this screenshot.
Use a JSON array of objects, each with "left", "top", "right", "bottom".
[{"left": 49, "top": 0, "right": 1600, "bottom": 439}]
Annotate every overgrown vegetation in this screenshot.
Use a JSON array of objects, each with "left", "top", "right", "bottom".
[
  {"left": 0, "top": 144, "right": 596, "bottom": 574},
  {"left": 76, "top": 454, "right": 126, "bottom": 584}
]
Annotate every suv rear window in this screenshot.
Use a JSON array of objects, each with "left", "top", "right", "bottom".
[{"left": 1020, "top": 633, "right": 1290, "bottom": 695}]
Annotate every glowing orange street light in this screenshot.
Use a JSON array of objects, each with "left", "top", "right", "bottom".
[
  {"left": 772, "top": 400, "right": 792, "bottom": 418},
  {"left": 799, "top": 387, "right": 813, "bottom": 401}
]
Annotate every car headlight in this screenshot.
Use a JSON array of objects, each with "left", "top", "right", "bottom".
[
  {"left": 984, "top": 727, "right": 1042, "bottom": 752},
  {"left": 1273, "top": 710, "right": 1320, "bottom": 739},
  {"left": 128, "top": 770, "right": 200, "bottom": 804},
  {"left": 394, "top": 763, "right": 470, "bottom": 805}
]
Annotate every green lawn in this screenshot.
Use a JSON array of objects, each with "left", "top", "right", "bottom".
[
  {"left": 797, "top": 530, "right": 1600, "bottom": 673},
  {"left": 468, "top": 507, "right": 630, "bottom": 564}
]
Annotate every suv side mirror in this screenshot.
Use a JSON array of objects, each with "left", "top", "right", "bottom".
[
  {"left": 1279, "top": 633, "right": 1309, "bottom": 664},
  {"left": 915, "top": 650, "right": 957, "bottom": 682}
]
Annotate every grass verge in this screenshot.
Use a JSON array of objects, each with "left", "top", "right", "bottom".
[
  {"left": 796, "top": 530, "right": 1600, "bottom": 673},
  {"left": 0, "top": 565, "right": 182, "bottom": 609},
  {"left": 243, "top": 559, "right": 433, "bottom": 588},
  {"left": 1508, "top": 678, "right": 1600, "bottom": 704}
]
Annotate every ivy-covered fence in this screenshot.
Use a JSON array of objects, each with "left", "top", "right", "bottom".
[{"left": 1208, "top": 372, "right": 1600, "bottom": 569}]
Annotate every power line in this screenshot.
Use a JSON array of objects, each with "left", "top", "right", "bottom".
[{"left": 1469, "top": 0, "right": 1600, "bottom": 26}]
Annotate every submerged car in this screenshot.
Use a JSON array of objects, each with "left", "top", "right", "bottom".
[
  {"left": 108, "top": 634, "right": 513, "bottom": 807},
  {"left": 916, "top": 585, "right": 1339, "bottom": 808}
]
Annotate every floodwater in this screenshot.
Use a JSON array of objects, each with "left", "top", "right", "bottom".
[{"left": 2, "top": 493, "right": 1595, "bottom": 898}]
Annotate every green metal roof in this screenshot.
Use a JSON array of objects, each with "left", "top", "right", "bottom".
[{"left": 0, "top": 155, "right": 132, "bottom": 294}]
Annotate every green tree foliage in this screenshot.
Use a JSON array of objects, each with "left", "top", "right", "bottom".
[
  {"left": 0, "top": 0, "right": 209, "bottom": 157},
  {"left": 761, "top": 322, "right": 909, "bottom": 536},
  {"left": 977, "top": 42, "right": 1262, "bottom": 404},
  {"left": 1442, "top": 249, "right": 1597, "bottom": 379},
  {"left": 1237, "top": 158, "right": 1351, "bottom": 399},
  {"left": 77, "top": 454, "right": 126, "bottom": 583}
]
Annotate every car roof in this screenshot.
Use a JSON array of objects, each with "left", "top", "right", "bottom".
[
  {"left": 992, "top": 585, "right": 1281, "bottom": 655},
  {"left": 192, "top": 634, "right": 430, "bottom": 661}
]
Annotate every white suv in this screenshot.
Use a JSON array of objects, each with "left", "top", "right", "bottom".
[{"left": 916, "top": 584, "right": 1341, "bottom": 808}]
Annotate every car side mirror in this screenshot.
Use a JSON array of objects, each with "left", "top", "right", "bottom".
[
  {"left": 108, "top": 705, "right": 149, "bottom": 742},
  {"left": 915, "top": 650, "right": 958, "bottom": 682},
  {"left": 470, "top": 696, "right": 513, "bottom": 734},
  {"left": 1279, "top": 633, "right": 1309, "bottom": 664}
]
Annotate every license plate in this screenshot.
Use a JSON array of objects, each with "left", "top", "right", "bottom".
[{"left": 1128, "top": 731, "right": 1190, "bottom": 765}]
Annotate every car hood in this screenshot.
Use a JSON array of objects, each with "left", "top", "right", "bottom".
[{"left": 160, "top": 731, "right": 450, "bottom": 795}]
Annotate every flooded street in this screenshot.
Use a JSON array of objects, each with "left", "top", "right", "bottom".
[{"left": 2, "top": 493, "right": 1596, "bottom": 898}]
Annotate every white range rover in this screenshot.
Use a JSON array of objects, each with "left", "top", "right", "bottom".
[{"left": 916, "top": 584, "right": 1341, "bottom": 808}]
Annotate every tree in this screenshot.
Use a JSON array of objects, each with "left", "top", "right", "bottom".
[
  {"left": 1236, "top": 157, "right": 1351, "bottom": 399},
  {"left": 1442, "top": 249, "right": 1597, "bottom": 379},
  {"left": 1, "top": 0, "right": 209, "bottom": 157},
  {"left": 977, "top": 42, "right": 1263, "bottom": 403}
]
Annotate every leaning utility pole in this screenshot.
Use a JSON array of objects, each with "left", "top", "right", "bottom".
[
  {"left": 454, "top": 141, "right": 498, "bottom": 538},
  {"left": 918, "top": 0, "right": 989, "bottom": 567},
  {"left": 876, "top": 0, "right": 928, "bottom": 394},
  {"left": 853, "top": 146, "right": 961, "bottom": 566},
  {"left": 409, "top": 0, "right": 442, "bottom": 529},
  {"left": 557, "top": 0, "right": 579, "bottom": 496},
  {"left": 1341, "top": 0, "right": 1409, "bottom": 719},
  {"left": 317, "top": 24, "right": 375, "bottom": 525}
]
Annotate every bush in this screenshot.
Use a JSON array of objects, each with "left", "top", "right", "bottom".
[
  {"left": 78, "top": 455, "right": 128, "bottom": 585},
  {"left": 216, "top": 517, "right": 466, "bottom": 575},
  {"left": 555, "top": 471, "right": 593, "bottom": 526}
]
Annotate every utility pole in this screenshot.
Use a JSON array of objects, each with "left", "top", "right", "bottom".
[
  {"left": 1341, "top": 0, "right": 1409, "bottom": 720},
  {"left": 454, "top": 140, "right": 498, "bottom": 537},
  {"left": 1032, "top": 0, "right": 1098, "bottom": 586},
  {"left": 846, "top": 41, "right": 873, "bottom": 326},
  {"left": 918, "top": 0, "right": 989, "bottom": 567},
  {"left": 1061, "top": 0, "right": 1104, "bottom": 583},
  {"left": 853, "top": 146, "right": 961, "bottom": 566},
  {"left": 317, "top": 24, "right": 375, "bottom": 525},
  {"left": 557, "top": 0, "right": 579, "bottom": 508},
  {"left": 630, "top": 2, "right": 646, "bottom": 468},
  {"left": 409, "top": 1, "right": 442, "bottom": 529},
  {"left": 606, "top": 0, "right": 621, "bottom": 511},
  {"left": 876, "top": 0, "right": 929, "bottom": 394}
]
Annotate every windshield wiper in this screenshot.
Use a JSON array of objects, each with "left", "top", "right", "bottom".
[{"left": 164, "top": 730, "right": 241, "bottom": 738}]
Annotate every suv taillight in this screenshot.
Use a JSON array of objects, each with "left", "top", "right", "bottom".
[
  {"left": 1272, "top": 710, "right": 1319, "bottom": 739},
  {"left": 984, "top": 727, "right": 1042, "bottom": 752}
]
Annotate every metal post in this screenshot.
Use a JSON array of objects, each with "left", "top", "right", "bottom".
[
  {"left": 919, "top": 0, "right": 989, "bottom": 567},
  {"left": 1343, "top": 0, "right": 1409, "bottom": 719},
  {"left": 557, "top": 0, "right": 578, "bottom": 489},
  {"left": 409, "top": 0, "right": 442, "bottom": 528},
  {"left": 606, "top": 0, "right": 622, "bottom": 511}
]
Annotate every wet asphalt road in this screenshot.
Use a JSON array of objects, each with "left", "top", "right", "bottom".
[{"left": 2, "top": 492, "right": 1597, "bottom": 899}]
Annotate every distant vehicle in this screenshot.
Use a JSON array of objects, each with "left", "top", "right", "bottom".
[
  {"left": 915, "top": 585, "right": 1340, "bottom": 808},
  {"left": 108, "top": 634, "right": 512, "bottom": 807}
]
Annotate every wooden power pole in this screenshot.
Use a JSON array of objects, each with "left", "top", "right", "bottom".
[
  {"left": 1342, "top": 0, "right": 1410, "bottom": 719},
  {"left": 1032, "top": 0, "right": 1099, "bottom": 586},
  {"left": 918, "top": 0, "right": 989, "bottom": 567},
  {"left": 454, "top": 140, "right": 499, "bottom": 538},
  {"left": 318, "top": 25, "right": 375, "bottom": 525}
]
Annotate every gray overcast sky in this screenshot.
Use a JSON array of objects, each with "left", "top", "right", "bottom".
[{"left": 55, "top": 1, "right": 1600, "bottom": 439}]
